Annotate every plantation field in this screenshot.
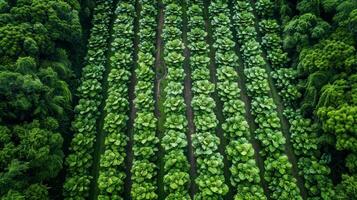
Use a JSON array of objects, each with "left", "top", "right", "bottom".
[
  {"left": 63, "top": 0, "right": 331, "bottom": 199},
  {"left": 2, "top": 0, "right": 357, "bottom": 199}
]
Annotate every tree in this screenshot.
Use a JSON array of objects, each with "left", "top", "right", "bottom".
[
  {"left": 0, "top": 71, "right": 44, "bottom": 122},
  {"left": 335, "top": 174, "right": 357, "bottom": 199},
  {"left": 297, "top": 39, "right": 356, "bottom": 113},
  {"left": 0, "top": 0, "right": 81, "bottom": 199},
  {"left": 298, "top": 40, "right": 356, "bottom": 74},
  {"left": 284, "top": 13, "right": 330, "bottom": 50},
  {"left": 0, "top": 120, "right": 63, "bottom": 197},
  {"left": 297, "top": 0, "right": 340, "bottom": 15},
  {"left": 334, "top": 0, "right": 357, "bottom": 34}
]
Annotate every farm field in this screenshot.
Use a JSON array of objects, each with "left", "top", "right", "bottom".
[{"left": 0, "top": 0, "right": 356, "bottom": 199}]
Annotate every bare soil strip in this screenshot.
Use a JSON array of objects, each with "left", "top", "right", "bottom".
[
  {"left": 182, "top": 1, "right": 198, "bottom": 198},
  {"left": 154, "top": 1, "right": 166, "bottom": 199},
  {"left": 123, "top": 0, "right": 141, "bottom": 199}
]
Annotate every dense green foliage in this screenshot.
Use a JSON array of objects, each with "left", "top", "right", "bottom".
[
  {"left": 209, "top": 1, "right": 266, "bottom": 199},
  {"left": 276, "top": 0, "right": 357, "bottom": 198},
  {"left": 188, "top": 2, "right": 228, "bottom": 199},
  {"left": 63, "top": 0, "right": 113, "bottom": 198},
  {"left": 161, "top": 1, "right": 190, "bottom": 199},
  {"left": 96, "top": 2, "right": 134, "bottom": 199},
  {"left": 0, "top": 0, "right": 81, "bottom": 198},
  {"left": 131, "top": 0, "right": 159, "bottom": 199},
  {"left": 1, "top": 0, "right": 356, "bottom": 199}
]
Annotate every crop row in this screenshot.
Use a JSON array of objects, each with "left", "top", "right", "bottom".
[
  {"left": 187, "top": 1, "right": 228, "bottom": 199},
  {"left": 228, "top": 0, "right": 302, "bottom": 199},
  {"left": 207, "top": 0, "right": 267, "bottom": 199},
  {"left": 131, "top": 0, "right": 159, "bottom": 199},
  {"left": 253, "top": 0, "right": 335, "bottom": 198},
  {"left": 63, "top": 1, "right": 114, "bottom": 198},
  {"left": 96, "top": 1, "right": 135, "bottom": 199},
  {"left": 161, "top": 0, "right": 191, "bottom": 199}
]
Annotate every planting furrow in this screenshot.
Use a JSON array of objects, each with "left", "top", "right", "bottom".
[
  {"left": 155, "top": 1, "right": 166, "bottom": 199},
  {"left": 228, "top": 0, "right": 303, "bottom": 199},
  {"left": 130, "top": 0, "right": 160, "bottom": 199},
  {"left": 252, "top": 0, "right": 335, "bottom": 198},
  {"left": 182, "top": 1, "right": 198, "bottom": 198},
  {"left": 187, "top": 1, "right": 230, "bottom": 199},
  {"left": 63, "top": 1, "right": 116, "bottom": 198},
  {"left": 160, "top": 0, "right": 191, "bottom": 199},
  {"left": 206, "top": 0, "right": 267, "bottom": 199},
  {"left": 123, "top": 0, "right": 140, "bottom": 198}
]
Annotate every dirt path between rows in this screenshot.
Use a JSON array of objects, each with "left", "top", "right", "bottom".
[
  {"left": 182, "top": 2, "right": 198, "bottom": 198},
  {"left": 123, "top": 0, "right": 140, "bottom": 199},
  {"left": 154, "top": 1, "right": 166, "bottom": 199}
]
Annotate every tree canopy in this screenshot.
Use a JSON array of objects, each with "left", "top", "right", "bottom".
[{"left": 0, "top": 0, "right": 81, "bottom": 198}]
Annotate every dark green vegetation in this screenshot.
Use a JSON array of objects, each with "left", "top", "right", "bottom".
[
  {"left": 0, "top": 0, "right": 82, "bottom": 199},
  {"left": 277, "top": 0, "right": 357, "bottom": 198},
  {"left": 0, "top": 0, "right": 356, "bottom": 199}
]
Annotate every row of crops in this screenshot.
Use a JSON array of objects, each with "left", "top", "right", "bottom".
[
  {"left": 252, "top": 0, "right": 335, "bottom": 198},
  {"left": 161, "top": 0, "right": 191, "bottom": 199},
  {"left": 96, "top": 1, "right": 134, "bottom": 198},
  {"left": 208, "top": 0, "right": 266, "bottom": 199},
  {"left": 63, "top": 0, "right": 114, "bottom": 198},
  {"left": 131, "top": 0, "right": 159, "bottom": 199},
  {"left": 62, "top": 0, "right": 335, "bottom": 199},
  {"left": 187, "top": 1, "right": 229, "bottom": 199},
  {"left": 230, "top": 0, "right": 302, "bottom": 198}
]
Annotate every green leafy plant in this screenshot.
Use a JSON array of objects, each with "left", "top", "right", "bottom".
[
  {"left": 163, "top": 96, "right": 186, "bottom": 114},
  {"left": 64, "top": 1, "right": 115, "bottom": 198},
  {"left": 161, "top": 130, "right": 188, "bottom": 152},
  {"left": 256, "top": 0, "right": 274, "bottom": 17},
  {"left": 164, "top": 171, "right": 190, "bottom": 192},
  {"left": 192, "top": 80, "right": 215, "bottom": 95},
  {"left": 209, "top": 2, "right": 266, "bottom": 199},
  {"left": 161, "top": 1, "right": 190, "bottom": 198}
]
